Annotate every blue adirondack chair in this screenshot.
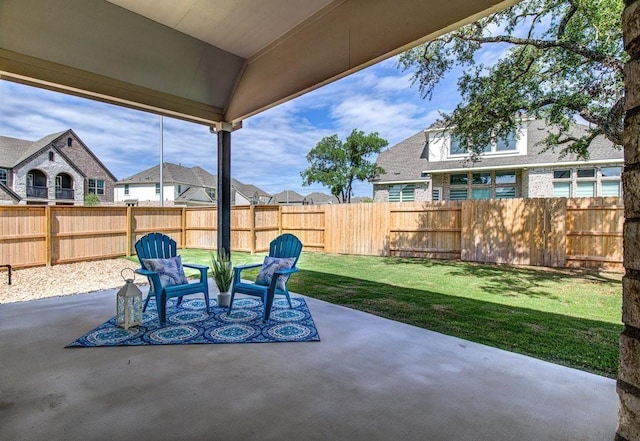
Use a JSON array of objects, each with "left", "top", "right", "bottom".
[
  {"left": 230, "top": 233, "right": 302, "bottom": 321},
  {"left": 134, "top": 233, "right": 210, "bottom": 324}
]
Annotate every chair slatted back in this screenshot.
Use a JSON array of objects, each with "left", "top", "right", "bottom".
[
  {"left": 269, "top": 234, "right": 303, "bottom": 266},
  {"left": 135, "top": 233, "right": 177, "bottom": 265}
]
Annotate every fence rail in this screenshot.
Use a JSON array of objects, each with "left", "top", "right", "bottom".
[{"left": 0, "top": 197, "right": 624, "bottom": 271}]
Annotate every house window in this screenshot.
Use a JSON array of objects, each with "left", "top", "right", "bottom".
[
  {"left": 576, "top": 181, "right": 595, "bottom": 197},
  {"left": 88, "top": 179, "right": 105, "bottom": 195},
  {"left": 0, "top": 168, "right": 7, "bottom": 186},
  {"left": 495, "top": 171, "right": 517, "bottom": 199},
  {"left": 496, "top": 187, "right": 517, "bottom": 199},
  {"left": 449, "top": 135, "right": 467, "bottom": 155},
  {"left": 449, "top": 188, "right": 468, "bottom": 201},
  {"left": 577, "top": 168, "right": 595, "bottom": 178},
  {"left": 552, "top": 169, "right": 572, "bottom": 197},
  {"left": 449, "top": 129, "right": 517, "bottom": 157},
  {"left": 472, "top": 172, "right": 492, "bottom": 185},
  {"left": 495, "top": 130, "right": 518, "bottom": 151},
  {"left": 496, "top": 171, "right": 516, "bottom": 184},
  {"left": 601, "top": 166, "right": 622, "bottom": 197},
  {"left": 552, "top": 182, "right": 571, "bottom": 197},
  {"left": 124, "top": 184, "right": 129, "bottom": 195},
  {"left": 449, "top": 173, "right": 468, "bottom": 201},
  {"left": 471, "top": 172, "right": 492, "bottom": 200},
  {"left": 67, "top": 137, "right": 72, "bottom": 146},
  {"left": 471, "top": 188, "right": 491, "bottom": 199},
  {"left": 155, "top": 183, "right": 160, "bottom": 194},
  {"left": 49, "top": 151, "right": 55, "bottom": 161},
  {"left": 389, "top": 184, "right": 416, "bottom": 202},
  {"left": 602, "top": 166, "right": 622, "bottom": 178},
  {"left": 576, "top": 168, "right": 596, "bottom": 197},
  {"left": 450, "top": 170, "right": 517, "bottom": 200},
  {"left": 602, "top": 181, "right": 621, "bottom": 197},
  {"left": 450, "top": 173, "right": 468, "bottom": 185}
]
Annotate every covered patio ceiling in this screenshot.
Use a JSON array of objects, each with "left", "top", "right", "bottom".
[{"left": 0, "top": 0, "right": 517, "bottom": 127}]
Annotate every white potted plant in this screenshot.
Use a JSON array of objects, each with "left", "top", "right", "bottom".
[{"left": 211, "top": 249, "right": 233, "bottom": 307}]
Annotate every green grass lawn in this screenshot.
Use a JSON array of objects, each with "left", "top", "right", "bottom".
[{"left": 138, "top": 249, "right": 623, "bottom": 378}]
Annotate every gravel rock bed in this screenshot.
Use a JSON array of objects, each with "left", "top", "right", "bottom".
[{"left": 0, "top": 259, "right": 142, "bottom": 304}]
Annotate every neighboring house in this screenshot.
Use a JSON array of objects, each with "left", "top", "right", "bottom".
[
  {"left": 0, "top": 129, "right": 116, "bottom": 205},
  {"left": 115, "top": 162, "right": 269, "bottom": 206},
  {"left": 303, "top": 192, "right": 340, "bottom": 205},
  {"left": 233, "top": 182, "right": 271, "bottom": 205},
  {"left": 269, "top": 190, "right": 305, "bottom": 205},
  {"left": 373, "top": 119, "right": 623, "bottom": 202}
]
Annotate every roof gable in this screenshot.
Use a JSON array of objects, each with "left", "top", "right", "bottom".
[
  {"left": 0, "top": 181, "right": 20, "bottom": 202},
  {"left": 0, "top": 130, "right": 67, "bottom": 168}
]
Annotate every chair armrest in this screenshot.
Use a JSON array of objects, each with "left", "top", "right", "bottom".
[
  {"left": 182, "top": 263, "right": 208, "bottom": 283},
  {"left": 135, "top": 268, "right": 161, "bottom": 293},
  {"left": 234, "top": 263, "right": 262, "bottom": 271},
  {"left": 232, "top": 263, "right": 263, "bottom": 285},
  {"left": 135, "top": 268, "right": 156, "bottom": 277},
  {"left": 182, "top": 263, "right": 208, "bottom": 270},
  {"left": 273, "top": 267, "right": 299, "bottom": 276}
]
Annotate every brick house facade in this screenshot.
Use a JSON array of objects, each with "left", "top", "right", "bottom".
[
  {"left": 0, "top": 130, "right": 116, "bottom": 205},
  {"left": 373, "top": 119, "right": 623, "bottom": 202}
]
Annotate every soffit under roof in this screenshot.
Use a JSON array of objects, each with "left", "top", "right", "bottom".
[
  {"left": 0, "top": 0, "right": 517, "bottom": 126},
  {"left": 105, "top": 0, "right": 336, "bottom": 59}
]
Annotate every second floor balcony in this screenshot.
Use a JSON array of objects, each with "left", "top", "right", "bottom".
[
  {"left": 55, "top": 188, "right": 75, "bottom": 200},
  {"left": 26, "top": 185, "right": 48, "bottom": 198}
]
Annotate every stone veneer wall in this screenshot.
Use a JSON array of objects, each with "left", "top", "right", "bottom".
[
  {"left": 620, "top": 3, "right": 640, "bottom": 440},
  {"left": 525, "top": 168, "right": 553, "bottom": 197},
  {"left": 52, "top": 133, "right": 116, "bottom": 203},
  {"left": 14, "top": 149, "right": 84, "bottom": 205}
]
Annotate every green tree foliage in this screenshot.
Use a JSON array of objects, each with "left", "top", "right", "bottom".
[
  {"left": 84, "top": 192, "right": 100, "bottom": 206},
  {"left": 301, "top": 129, "right": 388, "bottom": 203},
  {"left": 398, "top": 0, "right": 625, "bottom": 159}
]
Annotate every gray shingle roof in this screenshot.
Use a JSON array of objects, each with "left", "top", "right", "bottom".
[
  {"left": 0, "top": 182, "right": 20, "bottom": 202},
  {"left": 0, "top": 130, "right": 67, "bottom": 168},
  {"left": 233, "top": 181, "right": 270, "bottom": 199},
  {"left": 374, "top": 119, "right": 623, "bottom": 183},
  {"left": 303, "top": 192, "right": 339, "bottom": 204},
  {"left": 270, "top": 190, "right": 305, "bottom": 204},
  {"left": 119, "top": 163, "right": 216, "bottom": 187},
  {"left": 119, "top": 162, "right": 270, "bottom": 202},
  {"left": 175, "top": 187, "right": 214, "bottom": 204}
]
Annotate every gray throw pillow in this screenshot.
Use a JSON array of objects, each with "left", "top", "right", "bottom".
[
  {"left": 142, "top": 256, "right": 189, "bottom": 289},
  {"left": 255, "top": 256, "right": 296, "bottom": 291}
]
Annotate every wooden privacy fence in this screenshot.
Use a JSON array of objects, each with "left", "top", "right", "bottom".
[{"left": 0, "top": 197, "right": 624, "bottom": 271}]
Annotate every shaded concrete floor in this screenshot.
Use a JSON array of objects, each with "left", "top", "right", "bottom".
[{"left": 0, "top": 287, "right": 617, "bottom": 441}]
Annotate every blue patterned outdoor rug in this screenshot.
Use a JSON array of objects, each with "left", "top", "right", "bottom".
[{"left": 66, "top": 297, "right": 320, "bottom": 347}]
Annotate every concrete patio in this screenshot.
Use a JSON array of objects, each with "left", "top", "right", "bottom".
[{"left": 0, "top": 286, "right": 617, "bottom": 441}]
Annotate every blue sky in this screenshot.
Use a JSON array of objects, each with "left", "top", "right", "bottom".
[{"left": 0, "top": 56, "right": 463, "bottom": 197}]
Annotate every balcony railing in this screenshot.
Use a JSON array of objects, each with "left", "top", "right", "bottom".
[
  {"left": 55, "top": 188, "right": 75, "bottom": 199},
  {"left": 26, "top": 185, "right": 48, "bottom": 198}
]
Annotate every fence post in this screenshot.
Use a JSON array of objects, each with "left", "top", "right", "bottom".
[
  {"left": 181, "top": 207, "right": 187, "bottom": 248},
  {"left": 45, "top": 206, "right": 52, "bottom": 266},
  {"left": 250, "top": 204, "right": 256, "bottom": 253},
  {"left": 278, "top": 206, "right": 283, "bottom": 235},
  {"left": 126, "top": 206, "right": 132, "bottom": 257}
]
